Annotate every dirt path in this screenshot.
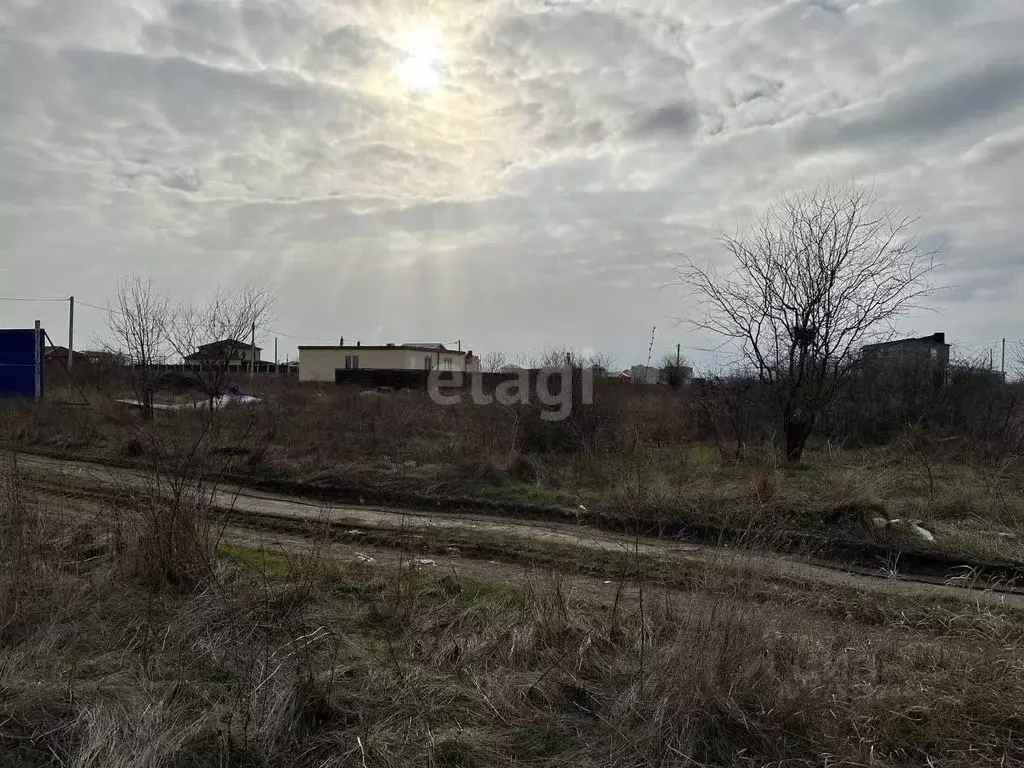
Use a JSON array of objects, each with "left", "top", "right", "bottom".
[{"left": 13, "top": 452, "right": 1022, "bottom": 606}]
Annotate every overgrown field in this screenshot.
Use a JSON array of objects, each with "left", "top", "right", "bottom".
[
  {"left": 3, "top": 450, "right": 1024, "bottom": 767},
  {"left": 5, "top": 379, "right": 1024, "bottom": 570}
]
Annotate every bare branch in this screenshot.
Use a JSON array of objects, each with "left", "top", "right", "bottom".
[
  {"left": 168, "top": 283, "right": 276, "bottom": 403},
  {"left": 675, "top": 181, "right": 940, "bottom": 460},
  {"left": 105, "top": 277, "right": 171, "bottom": 421}
]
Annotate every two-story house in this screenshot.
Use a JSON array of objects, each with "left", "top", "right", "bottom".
[{"left": 184, "top": 339, "right": 261, "bottom": 364}]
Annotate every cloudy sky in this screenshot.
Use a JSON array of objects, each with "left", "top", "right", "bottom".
[{"left": 2, "top": 0, "right": 1023, "bottom": 370}]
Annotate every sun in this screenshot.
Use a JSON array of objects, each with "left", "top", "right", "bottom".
[{"left": 395, "top": 27, "right": 445, "bottom": 93}]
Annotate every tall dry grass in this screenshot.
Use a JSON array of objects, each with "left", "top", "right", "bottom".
[
  {"left": 3, "top": 438, "right": 1024, "bottom": 766},
  {"left": 6, "top": 378, "right": 1024, "bottom": 571}
]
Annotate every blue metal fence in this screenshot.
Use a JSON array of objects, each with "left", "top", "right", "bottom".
[{"left": 0, "top": 328, "right": 43, "bottom": 399}]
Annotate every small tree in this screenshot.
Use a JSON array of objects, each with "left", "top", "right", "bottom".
[
  {"left": 168, "top": 285, "right": 274, "bottom": 408},
  {"left": 661, "top": 353, "right": 692, "bottom": 389},
  {"left": 677, "top": 182, "right": 938, "bottom": 461},
  {"left": 106, "top": 277, "right": 171, "bottom": 421}
]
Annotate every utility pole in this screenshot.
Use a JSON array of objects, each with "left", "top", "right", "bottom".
[
  {"left": 250, "top": 321, "right": 256, "bottom": 381},
  {"left": 67, "top": 296, "right": 74, "bottom": 373},
  {"left": 675, "top": 343, "right": 681, "bottom": 389},
  {"left": 275, "top": 337, "right": 279, "bottom": 374},
  {"left": 1002, "top": 338, "right": 1006, "bottom": 380},
  {"left": 990, "top": 347, "right": 994, "bottom": 371}
]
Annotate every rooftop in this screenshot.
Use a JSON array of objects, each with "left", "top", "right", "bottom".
[
  {"left": 196, "top": 339, "right": 262, "bottom": 351},
  {"left": 298, "top": 342, "right": 467, "bottom": 354},
  {"left": 864, "top": 332, "right": 948, "bottom": 349}
]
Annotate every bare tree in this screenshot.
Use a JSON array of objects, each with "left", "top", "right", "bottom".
[
  {"left": 168, "top": 284, "right": 274, "bottom": 407},
  {"left": 537, "top": 346, "right": 612, "bottom": 373},
  {"left": 481, "top": 351, "right": 508, "bottom": 373},
  {"left": 587, "top": 352, "right": 617, "bottom": 377},
  {"left": 677, "top": 182, "right": 938, "bottom": 461},
  {"left": 540, "top": 346, "right": 576, "bottom": 369},
  {"left": 660, "top": 353, "right": 692, "bottom": 389},
  {"left": 1013, "top": 338, "right": 1024, "bottom": 383},
  {"left": 512, "top": 352, "right": 539, "bottom": 370},
  {"left": 106, "top": 277, "right": 171, "bottom": 421}
]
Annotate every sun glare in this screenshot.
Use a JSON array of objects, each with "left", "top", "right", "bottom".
[{"left": 396, "top": 27, "right": 445, "bottom": 92}]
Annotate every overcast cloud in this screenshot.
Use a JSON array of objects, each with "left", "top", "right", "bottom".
[{"left": 2, "top": 0, "right": 1023, "bottom": 368}]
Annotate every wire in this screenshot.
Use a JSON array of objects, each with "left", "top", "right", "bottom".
[
  {"left": 51, "top": 300, "right": 454, "bottom": 348},
  {"left": 75, "top": 304, "right": 331, "bottom": 345},
  {"left": 42, "top": 329, "right": 91, "bottom": 406},
  {"left": 257, "top": 326, "right": 340, "bottom": 343},
  {"left": 74, "top": 300, "right": 113, "bottom": 314},
  {"left": 0, "top": 296, "right": 69, "bottom": 303}
]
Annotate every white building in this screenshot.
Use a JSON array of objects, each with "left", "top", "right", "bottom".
[
  {"left": 298, "top": 342, "right": 476, "bottom": 383},
  {"left": 629, "top": 365, "right": 663, "bottom": 385}
]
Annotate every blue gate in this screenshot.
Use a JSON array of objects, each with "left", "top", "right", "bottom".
[{"left": 0, "top": 328, "right": 44, "bottom": 399}]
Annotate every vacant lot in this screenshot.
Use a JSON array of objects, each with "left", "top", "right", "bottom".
[
  {"left": 6, "top": 380, "right": 1024, "bottom": 575},
  {"left": 3, "top": 445, "right": 1024, "bottom": 767},
  {"left": 3, "top": 376, "right": 1024, "bottom": 765}
]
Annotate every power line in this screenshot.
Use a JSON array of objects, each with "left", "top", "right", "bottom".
[
  {"left": 0, "top": 296, "right": 68, "bottom": 303},
  {"left": 74, "top": 304, "right": 332, "bottom": 345},
  {"left": 257, "top": 326, "right": 339, "bottom": 343},
  {"left": 74, "top": 300, "right": 114, "bottom": 314}
]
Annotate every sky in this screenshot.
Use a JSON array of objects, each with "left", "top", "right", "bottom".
[{"left": 2, "top": 0, "right": 1023, "bottom": 371}]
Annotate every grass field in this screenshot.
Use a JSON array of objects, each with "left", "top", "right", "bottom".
[
  {"left": 7, "top": 382, "right": 1024, "bottom": 569},
  {"left": 4, "top": 455, "right": 1024, "bottom": 767},
  {"left": 3, "top": 381, "right": 1024, "bottom": 765}
]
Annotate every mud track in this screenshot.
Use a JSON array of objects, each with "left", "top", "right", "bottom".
[{"left": 13, "top": 451, "right": 1024, "bottom": 604}]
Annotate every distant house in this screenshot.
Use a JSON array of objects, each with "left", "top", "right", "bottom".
[
  {"left": 862, "top": 333, "right": 950, "bottom": 370},
  {"left": 44, "top": 345, "right": 71, "bottom": 364},
  {"left": 630, "top": 365, "right": 663, "bottom": 385},
  {"left": 44, "top": 346, "right": 120, "bottom": 366},
  {"left": 43, "top": 347, "right": 120, "bottom": 386},
  {"left": 185, "top": 339, "right": 261, "bottom": 364},
  {"left": 626, "top": 363, "right": 694, "bottom": 387},
  {"left": 861, "top": 332, "right": 950, "bottom": 388},
  {"left": 297, "top": 342, "right": 475, "bottom": 383}
]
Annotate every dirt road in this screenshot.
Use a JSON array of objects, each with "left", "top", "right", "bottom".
[{"left": 13, "top": 451, "right": 1022, "bottom": 606}]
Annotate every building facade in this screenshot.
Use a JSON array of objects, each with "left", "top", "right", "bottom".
[
  {"left": 298, "top": 343, "right": 475, "bottom": 383},
  {"left": 629, "top": 365, "right": 663, "bottom": 385},
  {"left": 861, "top": 332, "right": 951, "bottom": 390},
  {"left": 861, "top": 333, "right": 950, "bottom": 370}
]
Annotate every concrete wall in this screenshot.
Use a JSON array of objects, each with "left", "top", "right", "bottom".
[{"left": 298, "top": 347, "right": 469, "bottom": 383}]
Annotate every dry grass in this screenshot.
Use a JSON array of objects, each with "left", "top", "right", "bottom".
[
  {"left": 3, "top": 446, "right": 1024, "bottom": 767},
  {"left": 5, "top": 382, "right": 1024, "bottom": 567}
]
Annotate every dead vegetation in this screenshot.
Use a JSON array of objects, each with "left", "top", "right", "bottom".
[
  {"left": 2, "top": 353, "right": 1024, "bottom": 766},
  {"left": 6, "top": 376, "right": 1024, "bottom": 574},
  {"left": 3, "top": 449, "right": 1024, "bottom": 768}
]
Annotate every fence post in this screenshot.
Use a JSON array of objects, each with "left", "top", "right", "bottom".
[{"left": 34, "top": 320, "right": 42, "bottom": 401}]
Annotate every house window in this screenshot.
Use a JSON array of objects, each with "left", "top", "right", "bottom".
[
  {"left": 345, "top": 355, "right": 360, "bottom": 370},
  {"left": 930, "top": 348, "right": 937, "bottom": 359},
  {"left": 443, "top": 356, "right": 453, "bottom": 371},
  {"left": 424, "top": 356, "right": 434, "bottom": 370}
]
